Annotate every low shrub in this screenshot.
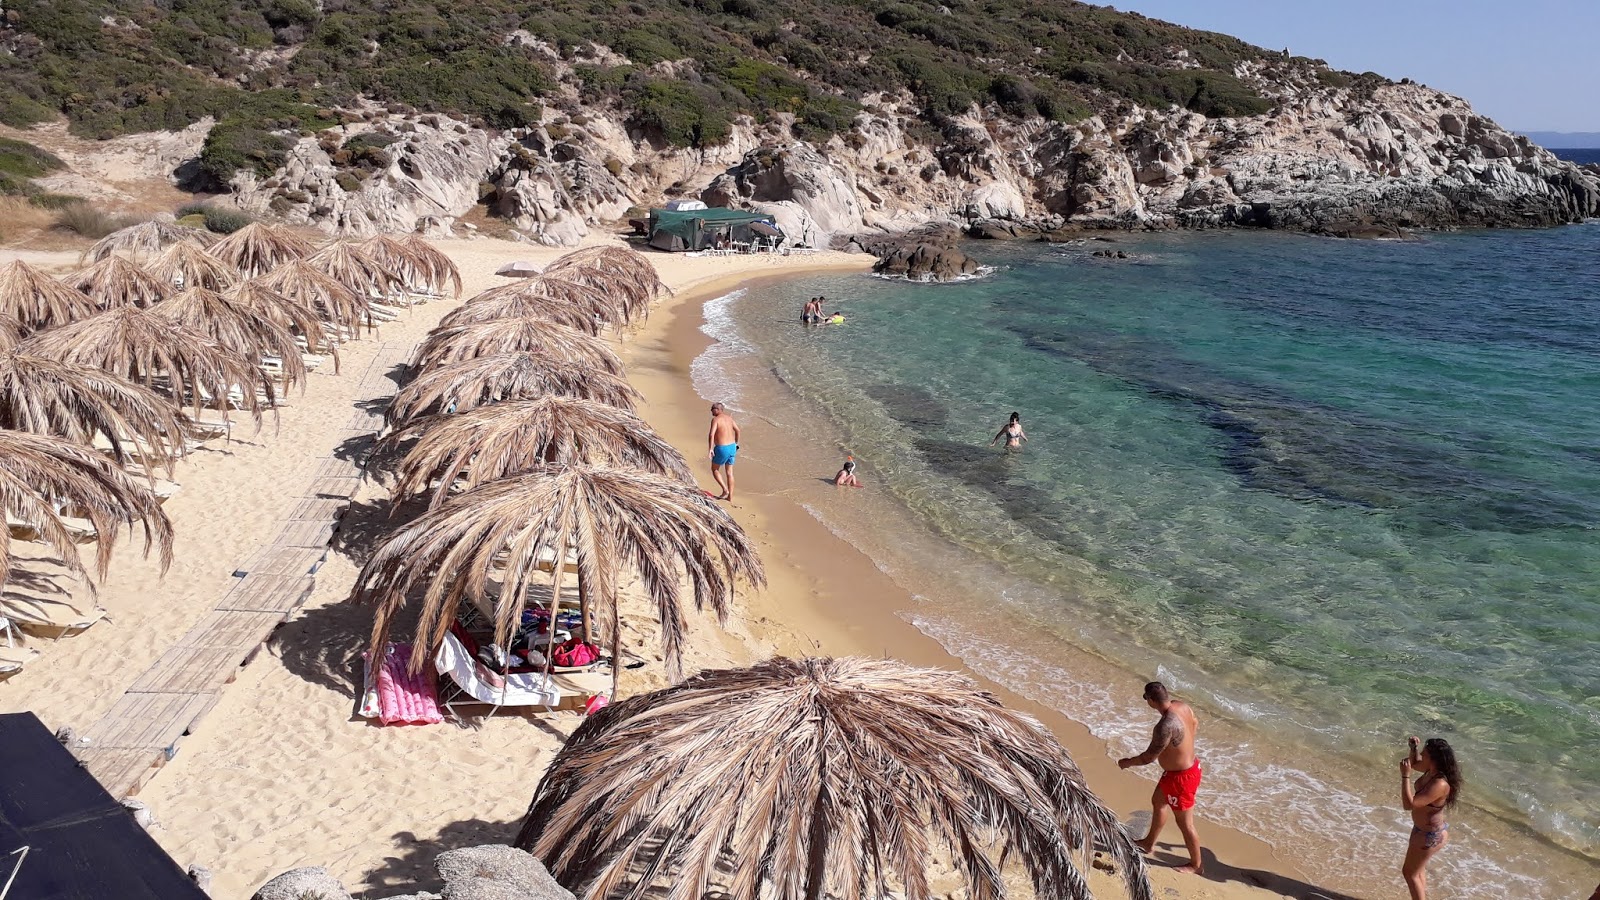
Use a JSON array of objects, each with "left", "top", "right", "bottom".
[
  {"left": 334, "top": 171, "right": 363, "bottom": 192},
  {"left": 198, "top": 121, "right": 295, "bottom": 188},
  {"left": 28, "top": 192, "right": 83, "bottom": 210},
  {"left": 53, "top": 202, "right": 129, "bottom": 238},
  {"left": 0, "top": 137, "right": 66, "bottom": 180},
  {"left": 176, "top": 203, "right": 254, "bottom": 234}
]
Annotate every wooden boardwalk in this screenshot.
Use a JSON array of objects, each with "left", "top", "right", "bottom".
[{"left": 76, "top": 343, "right": 414, "bottom": 798}]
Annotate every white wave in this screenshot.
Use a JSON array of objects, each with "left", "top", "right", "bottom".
[
  {"left": 689, "top": 288, "right": 751, "bottom": 409},
  {"left": 868, "top": 265, "right": 998, "bottom": 283}
]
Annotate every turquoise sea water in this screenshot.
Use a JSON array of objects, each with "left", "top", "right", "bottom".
[{"left": 693, "top": 226, "right": 1600, "bottom": 896}]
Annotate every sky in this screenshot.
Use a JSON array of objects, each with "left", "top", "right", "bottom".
[{"left": 1101, "top": 1, "right": 1600, "bottom": 133}]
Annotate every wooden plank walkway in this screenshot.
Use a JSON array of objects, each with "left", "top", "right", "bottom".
[{"left": 76, "top": 341, "right": 416, "bottom": 798}]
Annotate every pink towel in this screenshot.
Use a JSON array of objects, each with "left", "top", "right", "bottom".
[{"left": 373, "top": 642, "right": 443, "bottom": 726}]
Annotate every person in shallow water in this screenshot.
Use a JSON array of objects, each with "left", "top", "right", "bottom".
[
  {"left": 1119, "top": 681, "right": 1204, "bottom": 874},
  {"left": 990, "top": 411, "right": 1028, "bottom": 450},
  {"left": 1400, "top": 736, "right": 1461, "bottom": 900},
  {"left": 833, "top": 455, "right": 862, "bottom": 488},
  {"left": 706, "top": 402, "right": 740, "bottom": 502}
]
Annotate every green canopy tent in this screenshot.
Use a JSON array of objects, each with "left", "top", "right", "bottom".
[{"left": 647, "top": 208, "right": 782, "bottom": 252}]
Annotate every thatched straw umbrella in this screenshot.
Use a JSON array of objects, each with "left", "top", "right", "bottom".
[
  {"left": 307, "top": 241, "right": 401, "bottom": 302},
  {"left": 148, "top": 288, "right": 309, "bottom": 391},
  {"left": 353, "top": 464, "right": 764, "bottom": 693},
  {"left": 412, "top": 317, "right": 623, "bottom": 374},
  {"left": 22, "top": 307, "right": 272, "bottom": 423},
  {"left": 0, "top": 260, "right": 100, "bottom": 334},
  {"left": 210, "top": 222, "right": 316, "bottom": 279},
  {"left": 513, "top": 656, "right": 1152, "bottom": 900},
  {"left": 227, "top": 282, "right": 338, "bottom": 366},
  {"left": 437, "top": 289, "right": 604, "bottom": 335},
  {"left": 148, "top": 242, "right": 238, "bottom": 292},
  {"left": 397, "top": 233, "right": 462, "bottom": 298},
  {"left": 258, "top": 260, "right": 372, "bottom": 339},
  {"left": 0, "top": 428, "right": 174, "bottom": 592},
  {"left": 545, "top": 246, "right": 669, "bottom": 326},
  {"left": 385, "top": 353, "right": 639, "bottom": 429},
  {"left": 0, "top": 351, "right": 190, "bottom": 473},
  {"left": 0, "top": 315, "right": 21, "bottom": 352},
  {"left": 380, "top": 397, "right": 692, "bottom": 507},
  {"left": 81, "top": 219, "right": 215, "bottom": 264},
  {"left": 65, "top": 255, "right": 172, "bottom": 310}
]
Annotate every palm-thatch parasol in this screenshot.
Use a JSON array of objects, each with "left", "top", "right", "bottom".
[
  {"left": 513, "top": 656, "right": 1152, "bottom": 900},
  {"left": 209, "top": 222, "right": 316, "bottom": 279},
  {"left": 64, "top": 255, "right": 172, "bottom": 310},
  {"left": 544, "top": 245, "right": 670, "bottom": 326},
  {"left": 81, "top": 219, "right": 215, "bottom": 264},
  {"left": 0, "top": 351, "right": 190, "bottom": 474},
  {"left": 353, "top": 464, "right": 764, "bottom": 694},
  {"left": 147, "top": 288, "right": 309, "bottom": 391},
  {"left": 0, "top": 316, "right": 19, "bottom": 352},
  {"left": 0, "top": 260, "right": 100, "bottom": 334},
  {"left": 412, "top": 317, "right": 623, "bottom": 374},
  {"left": 148, "top": 242, "right": 238, "bottom": 292},
  {"left": 379, "top": 397, "right": 693, "bottom": 507},
  {"left": 0, "top": 428, "right": 174, "bottom": 592},
  {"left": 306, "top": 241, "right": 401, "bottom": 302},
  {"left": 258, "top": 260, "right": 372, "bottom": 339},
  {"left": 437, "top": 289, "right": 604, "bottom": 335},
  {"left": 397, "top": 233, "right": 462, "bottom": 298},
  {"left": 22, "top": 307, "right": 273, "bottom": 423},
  {"left": 385, "top": 352, "right": 639, "bottom": 428},
  {"left": 227, "top": 282, "right": 338, "bottom": 366}
]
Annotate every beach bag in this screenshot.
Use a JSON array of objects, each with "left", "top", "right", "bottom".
[{"left": 552, "top": 638, "right": 600, "bottom": 668}]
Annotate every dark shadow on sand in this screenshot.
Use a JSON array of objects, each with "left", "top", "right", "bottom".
[
  {"left": 358, "top": 817, "right": 521, "bottom": 895},
  {"left": 1140, "top": 844, "right": 1363, "bottom": 900}
]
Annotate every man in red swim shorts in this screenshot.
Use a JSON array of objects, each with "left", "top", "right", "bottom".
[{"left": 1118, "top": 681, "right": 1204, "bottom": 874}]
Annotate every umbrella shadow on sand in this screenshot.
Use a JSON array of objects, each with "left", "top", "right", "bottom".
[{"left": 357, "top": 816, "right": 521, "bottom": 895}]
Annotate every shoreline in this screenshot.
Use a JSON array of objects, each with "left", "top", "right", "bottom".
[{"left": 621, "top": 266, "right": 1335, "bottom": 900}]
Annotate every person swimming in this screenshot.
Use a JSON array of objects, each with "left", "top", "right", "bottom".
[
  {"left": 834, "top": 455, "right": 862, "bottom": 488},
  {"left": 990, "top": 411, "right": 1027, "bottom": 450},
  {"left": 826, "top": 312, "right": 845, "bottom": 324}
]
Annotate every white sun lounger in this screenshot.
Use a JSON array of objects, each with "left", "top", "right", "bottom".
[{"left": 434, "top": 629, "right": 559, "bottom": 720}]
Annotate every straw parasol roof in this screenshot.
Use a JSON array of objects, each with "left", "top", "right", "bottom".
[
  {"left": 411, "top": 317, "right": 623, "bottom": 374},
  {"left": 513, "top": 656, "right": 1151, "bottom": 900},
  {"left": 21, "top": 307, "right": 273, "bottom": 423},
  {"left": 81, "top": 219, "right": 215, "bottom": 264},
  {"left": 544, "top": 245, "right": 670, "bottom": 326},
  {"left": 384, "top": 352, "right": 639, "bottom": 428},
  {"left": 147, "top": 242, "right": 239, "bottom": 292},
  {"left": 64, "top": 256, "right": 172, "bottom": 310},
  {"left": 307, "top": 241, "right": 401, "bottom": 300},
  {"left": 258, "top": 260, "right": 372, "bottom": 338},
  {"left": 437, "top": 290, "right": 604, "bottom": 335},
  {"left": 209, "top": 222, "right": 316, "bottom": 279},
  {"left": 148, "top": 288, "right": 309, "bottom": 391},
  {"left": 0, "top": 428, "right": 174, "bottom": 591},
  {"left": 0, "top": 260, "right": 100, "bottom": 334},
  {"left": 380, "top": 396, "right": 693, "bottom": 507},
  {"left": 353, "top": 464, "right": 764, "bottom": 686},
  {"left": 397, "top": 233, "right": 462, "bottom": 297},
  {"left": 227, "top": 282, "right": 337, "bottom": 362},
  {"left": 0, "top": 351, "right": 190, "bottom": 474},
  {"left": 0, "top": 315, "right": 21, "bottom": 352}
]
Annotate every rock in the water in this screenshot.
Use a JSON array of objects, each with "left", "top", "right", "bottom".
[
  {"left": 435, "top": 846, "right": 571, "bottom": 900},
  {"left": 253, "top": 867, "right": 353, "bottom": 900},
  {"left": 872, "top": 243, "right": 982, "bottom": 281}
]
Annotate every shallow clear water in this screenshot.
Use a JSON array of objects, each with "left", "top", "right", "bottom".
[{"left": 694, "top": 226, "right": 1600, "bottom": 895}]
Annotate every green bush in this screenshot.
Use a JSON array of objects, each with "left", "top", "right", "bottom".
[
  {"left": 176, "top": 202, "right": 254, "bottom": 234},
  {"left": 29, "top": 192, "right": 83, "bottom": 210},
  {"left": 627, "top": 78, "right": 734, "bottom": 148},
  {"left": 198, "top": 121, "right": 294, "bottom": 187},
  {"left": 334, "top": 171, "right": 364, "bottom": 192}
]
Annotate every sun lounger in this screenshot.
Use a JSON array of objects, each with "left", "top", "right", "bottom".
[
  {"left": 2, "top": 593, "right": 105, "bottom": 638},
  {"left": 360, "top": 642, "right": 444, "bottom": 726},
  {"left": 0, "top": 643, "right": 39, "bottom": 677},
  {"left": 6, "top": 514, "right": 95, "bottom": 544},
  {"left": 434, "top": 626, "right": 559, "bottom": 719}
]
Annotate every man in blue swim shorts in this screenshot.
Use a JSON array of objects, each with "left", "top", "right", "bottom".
[{"left": 708, "top": 402, "right": 741, "bottom": 501}]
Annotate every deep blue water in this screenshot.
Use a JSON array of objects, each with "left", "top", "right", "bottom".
[
  {"left": 704, "top": 226, "right": 1600, "bottom": 894},
  {"left": 1551, "top": 147, "right": 1600, "bottom": 165}
]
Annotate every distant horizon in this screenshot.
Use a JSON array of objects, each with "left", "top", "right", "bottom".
[{"left": 1102, "top": 1, "right": 1599, "bottom": 133}]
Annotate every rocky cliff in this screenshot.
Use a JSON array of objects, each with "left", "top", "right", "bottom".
[{"left": 224, "top": 49, "right": 1598, "bottom": 245}]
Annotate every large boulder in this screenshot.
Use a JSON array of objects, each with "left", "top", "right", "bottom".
[
  {"left": 434, "top": 845, "right": 572, "bottom": 900},
  {"left": 703, "top": 143, "right": 865, "bottom": 235},
  {"left": 252, "top": 867, "right": 353, "bottom": 900},
  {"left": 749, "top": 200, "right": 826, "bottom": 248},
  {"left": 872, "top": 243, "right": 982, "bottom": 281}
]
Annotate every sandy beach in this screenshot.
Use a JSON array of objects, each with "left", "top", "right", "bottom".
[{"left": 3, "top": 235, "right": 1334, "bottom": 900}]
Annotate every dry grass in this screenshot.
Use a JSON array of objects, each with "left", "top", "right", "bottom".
[
  {"left": 0, "top": 197, "right": 56, "bottom": 245},
  {"left": 53, "top": 202, "right": 134, "bottom": 240}
]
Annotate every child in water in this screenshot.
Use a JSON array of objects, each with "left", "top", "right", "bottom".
[
  {"left": 827, "top": 312, "right": 845, "bottom": 324},
  {"left": 834, "top": 455, "right": 862, "bottom": 487}
]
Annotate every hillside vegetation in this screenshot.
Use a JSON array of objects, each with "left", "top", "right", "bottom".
[{"left": 0, "top": 0, "right": 1332, "bottom": 171}]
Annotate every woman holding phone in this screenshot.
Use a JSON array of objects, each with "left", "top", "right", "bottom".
[{"left": 1400, "top": 736, "right": 1462, "bottom": 900}]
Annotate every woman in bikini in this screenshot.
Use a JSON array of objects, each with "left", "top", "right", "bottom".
[
  {"left": 990, "top": 411, "right": 1028, "bottom": 451},
  {"left": 1400, "top": 736, "right": 1462, "bottom": 900}
]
